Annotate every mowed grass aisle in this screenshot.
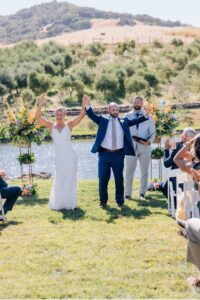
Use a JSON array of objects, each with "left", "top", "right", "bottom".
[{"left": 0, "top": 179, "right": 198, "bottom": 299}]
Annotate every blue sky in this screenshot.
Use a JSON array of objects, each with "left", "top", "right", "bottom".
[{"left": 1, "top": 0, "right": 200, "bottom": 27}]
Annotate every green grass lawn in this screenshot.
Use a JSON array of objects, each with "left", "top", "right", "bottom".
[{"left": 0, "top": 179, "right": 199, "bottom": 299}]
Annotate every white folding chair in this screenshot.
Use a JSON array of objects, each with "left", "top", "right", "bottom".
[
  {"left": 0, "top": 193, "right": 6, "bottom": 223},
  {"left": 192, "top": 189, "right": 200, "bottom": 218},
  {"left": 167, "top": 168, "right": 182, "bottom": 217}
]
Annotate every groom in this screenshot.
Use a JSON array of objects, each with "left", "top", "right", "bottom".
[{"left": 83, "top": 95, "right": 151, "bottom": 208}]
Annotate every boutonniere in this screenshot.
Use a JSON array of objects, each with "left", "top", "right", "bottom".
[{"left": 120, "top": 119, "right": 124, "bottom": 124}]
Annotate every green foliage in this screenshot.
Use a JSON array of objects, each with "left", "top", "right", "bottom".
[
  {"left": 144, "top": 72, "right": 159, "bottom": 87},
  {"left": 17, "top": 152, "right": 35, "bottom": 164},
  {"left": 0, "top": 83, "right": 7, "bottom": 99},
  {"left": 64, "top": 52, "right": 73, "bottom": 69},
  {"left": 151, "top": 147, "right": 164, "bottom": 159},
  {"left": 171, "top": 38, "right": 184, "bottom": 47},
  {"left": 28, "top": 72, "right": 50, "bottom": 95},
  {"left": 78, "top": 68, "right": 94, "bottom": 85},
  {"left": 89, "top": 42, "right": 105, "bottom": 56},
  {"left": 153, "top": 40, "right": 163, "bottom": 48},
  {"left": 126, "top": 76, "right": 148, "bottom": 93},
  {"left": 115, "top": 40, "right": 135, "bottom": 55},
  {"left": 96, "top": 73, "right": 119, "bottom": 94},
  {"left": 86, "top": 57, "right": 97, "bottom": 68},
  {"left": 20, "top": 89, "right": 34, "bottom": 104}
]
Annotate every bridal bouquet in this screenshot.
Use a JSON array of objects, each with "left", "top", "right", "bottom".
[{"left": 150, "top": 98, "right": 180, "bottom": 138}]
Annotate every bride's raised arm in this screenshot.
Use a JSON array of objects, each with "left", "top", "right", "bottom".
[
  {"left": 67, "top": 96, "right": 86, "bottom": 129},
  {"left": 35, "top": 94, "right": 53, "bottom": 131}
]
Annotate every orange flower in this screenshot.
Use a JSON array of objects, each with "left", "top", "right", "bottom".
[
  {"left": 27, "top": 111, "right": 34, "bottom": 124},
  {"left": 8, "top": 110, "right": 16, "bottom": 122},
  {"left": 153, "top": 114, "right": 158, "bottom": 123},
  {"left": 164, "top": 106, "right": 172, "bottom": 113}
]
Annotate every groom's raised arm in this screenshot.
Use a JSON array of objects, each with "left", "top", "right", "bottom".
[
  {"left": 127, "top": 115, "right": 148, "bottom": 127},
  {"left": 86, "top": 107, "right": 101, "bottom": 125},
  {"left": 83, "top": 95, "right": 101, "bottom": 125}
]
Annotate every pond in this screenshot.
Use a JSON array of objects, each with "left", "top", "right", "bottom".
[{"left": 0, "top": 140, "right": 169, "bottom": 180}]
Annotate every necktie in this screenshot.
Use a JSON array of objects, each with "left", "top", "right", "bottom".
[
  {"left": 112, "top": 118, "right": 117, "bottom": 150},
  {"left": 136, "top": 112, "right": 140, "bottom": 129}
]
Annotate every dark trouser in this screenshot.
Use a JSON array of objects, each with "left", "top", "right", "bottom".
[
  {"left": 98, "top": 151, "right": 124, "bottom": 206},
  {"left": 0, "top": 186, "right": 21, "bottom": 214}
]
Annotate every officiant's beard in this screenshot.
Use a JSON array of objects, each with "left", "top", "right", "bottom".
[{"left": 134, "top": 105, "right": 142, "bottom": 111}]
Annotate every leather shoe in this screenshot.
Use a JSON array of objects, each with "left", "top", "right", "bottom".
[
  {"left": 99, "top": 202, "right": 107, "bottom": 209},
  {"left": 125, "top": 196, "right": 131, "bottom": 199}
]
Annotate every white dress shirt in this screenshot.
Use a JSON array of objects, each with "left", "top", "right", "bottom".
[
  {"left": 86, "top": 106, "right": 124, "bottom": 150},
  {"left": 101, "top": 116, "right": 124, "bottom": 150}
]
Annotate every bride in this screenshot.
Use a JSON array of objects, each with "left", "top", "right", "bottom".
[{"left": 35, "top": 94, "right": 85, "bottom": 210}]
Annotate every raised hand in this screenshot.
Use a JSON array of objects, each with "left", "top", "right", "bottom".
[
  {"left": 144, "top": 105, "right": 152, "bottom": 116},
  {"left": 0, "top": 169, "right": 6, "bottom": 178},
  {"left": 82, "top": 95, "right": 90, "bottom": 107},
  {"left": 38, "top": 93, "right": 46, "bottom": 106},
  {"left": 190, "top": 168, "right": 200, "bottom": 184}
]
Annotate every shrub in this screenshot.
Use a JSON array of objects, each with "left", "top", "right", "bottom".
[
  {"left": 89, "top": 42, "right": 105, "bottom": 56},
  {"left": 126, "top": 76, "right": 148, "bottom": 93},
  {"left": 144, "top": 72, "right": 159, "bottom": 87},
  {"left": 153, "top": 40, "right": 163, "bottom": 48},
  {"left": 171, "top": 38, "right": 184, "bottom": 47}
]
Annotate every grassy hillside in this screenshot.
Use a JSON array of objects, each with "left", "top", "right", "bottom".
[
  {"left": 0, "top": 1, "right": 184, "bottom": 44},
  {"left": 0, "top": 179, "right": 197, "bottom": 298}
]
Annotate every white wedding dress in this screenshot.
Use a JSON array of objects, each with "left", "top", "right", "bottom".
[{"left": 49, "top": 124, "right": 77, "bottom": 210}]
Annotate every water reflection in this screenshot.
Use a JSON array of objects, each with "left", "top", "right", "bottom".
[{"left": 0, "top": 140, "right": 169, "bottom": 180}]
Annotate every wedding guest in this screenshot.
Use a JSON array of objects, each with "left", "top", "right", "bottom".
[
  {"left": 83, "top": 95, "right": 151, "bottom": 208},
  {"left": 174, "top": 134, "right": 200, "bottom": 195},
  {"left": 148, "top": 128, "right": 196, "bottom": 202},
  {"left": 124, "top": 96, "right": 156, "bottom": 199},
  {"left": 0, "top": 169, "right": 26, "bottom": 221},
  {"left": 178, "top": 218, "right": 200, "bottom": 289}
]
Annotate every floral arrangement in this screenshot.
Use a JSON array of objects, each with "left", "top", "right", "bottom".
[
  {"left": 151, "top": 147, "right": 164, "bottom": 159},
  {"left": 21, "top": 184, "right": 37, "bottom": 197},
  {"left": 150, "top": 99, "right": 180, "bottom": 138},
  {"left": 0, "top": 100, "right": 45, "bottom": 145},
  {"left": 17, "top": 152, "right": 35, "bottom": 164}
]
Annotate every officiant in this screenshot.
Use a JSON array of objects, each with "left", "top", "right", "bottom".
[{"left": 125, "top": 96, "right": 156, "bottom": 199}]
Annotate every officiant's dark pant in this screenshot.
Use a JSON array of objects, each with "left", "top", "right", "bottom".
[
  {"left": 0, "top": 186, "right": 21, "bottom": 214},
  {"left": 98, "top": 150, "right": 124, "bottom": 206}
]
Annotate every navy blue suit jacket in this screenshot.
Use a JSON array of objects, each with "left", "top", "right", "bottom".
[
  {"left": 164, "top": 142, "right": 183, "bottom": 170},
  {"left": 86, "top": 107, "right": 148, "bottom": 156}
]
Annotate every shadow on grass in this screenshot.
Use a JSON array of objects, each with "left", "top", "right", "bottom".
[
  {"left": 105, "top": 204, "right": 151, "bottom": 223},
  {"left": 60, "top": 207, "right": 85, "bottom": 220},
  {"left": 48, "top": 207, "right": 85, "bottom": 224},
  {"left": 0, "top": 220, "right": 22, "bottom": 234},
  {"left": 134, "top": 192, "right": 168, "bottom": 210},
  {"left": 17, "top": 196, "right": 48, "bottom": 206}
]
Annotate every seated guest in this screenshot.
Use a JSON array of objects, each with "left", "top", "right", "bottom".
[
  {"left": 174, "top": 134, "right": 200, "bottom": 195},
  {"left": 0, "top": 169, "right": 29, "bottom": 221},
  {"left": 148, "top": 128, "right": 196, "bottom": 203},
  {"left": 178, "top": 218, "right": 200, "bottom": 289}
]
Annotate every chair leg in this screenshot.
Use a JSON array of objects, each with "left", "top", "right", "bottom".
[{"left": 0, "top": 198, "right": 6, "bottom": 223}]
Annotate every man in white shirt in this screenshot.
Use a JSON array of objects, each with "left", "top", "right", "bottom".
[{"left": 125, "top": 96, "right": 156, "bottom": 199}]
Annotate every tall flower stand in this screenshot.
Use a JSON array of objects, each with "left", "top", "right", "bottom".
[{"left": 18, "top": 143, "right": 34, "bottom": 186}]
